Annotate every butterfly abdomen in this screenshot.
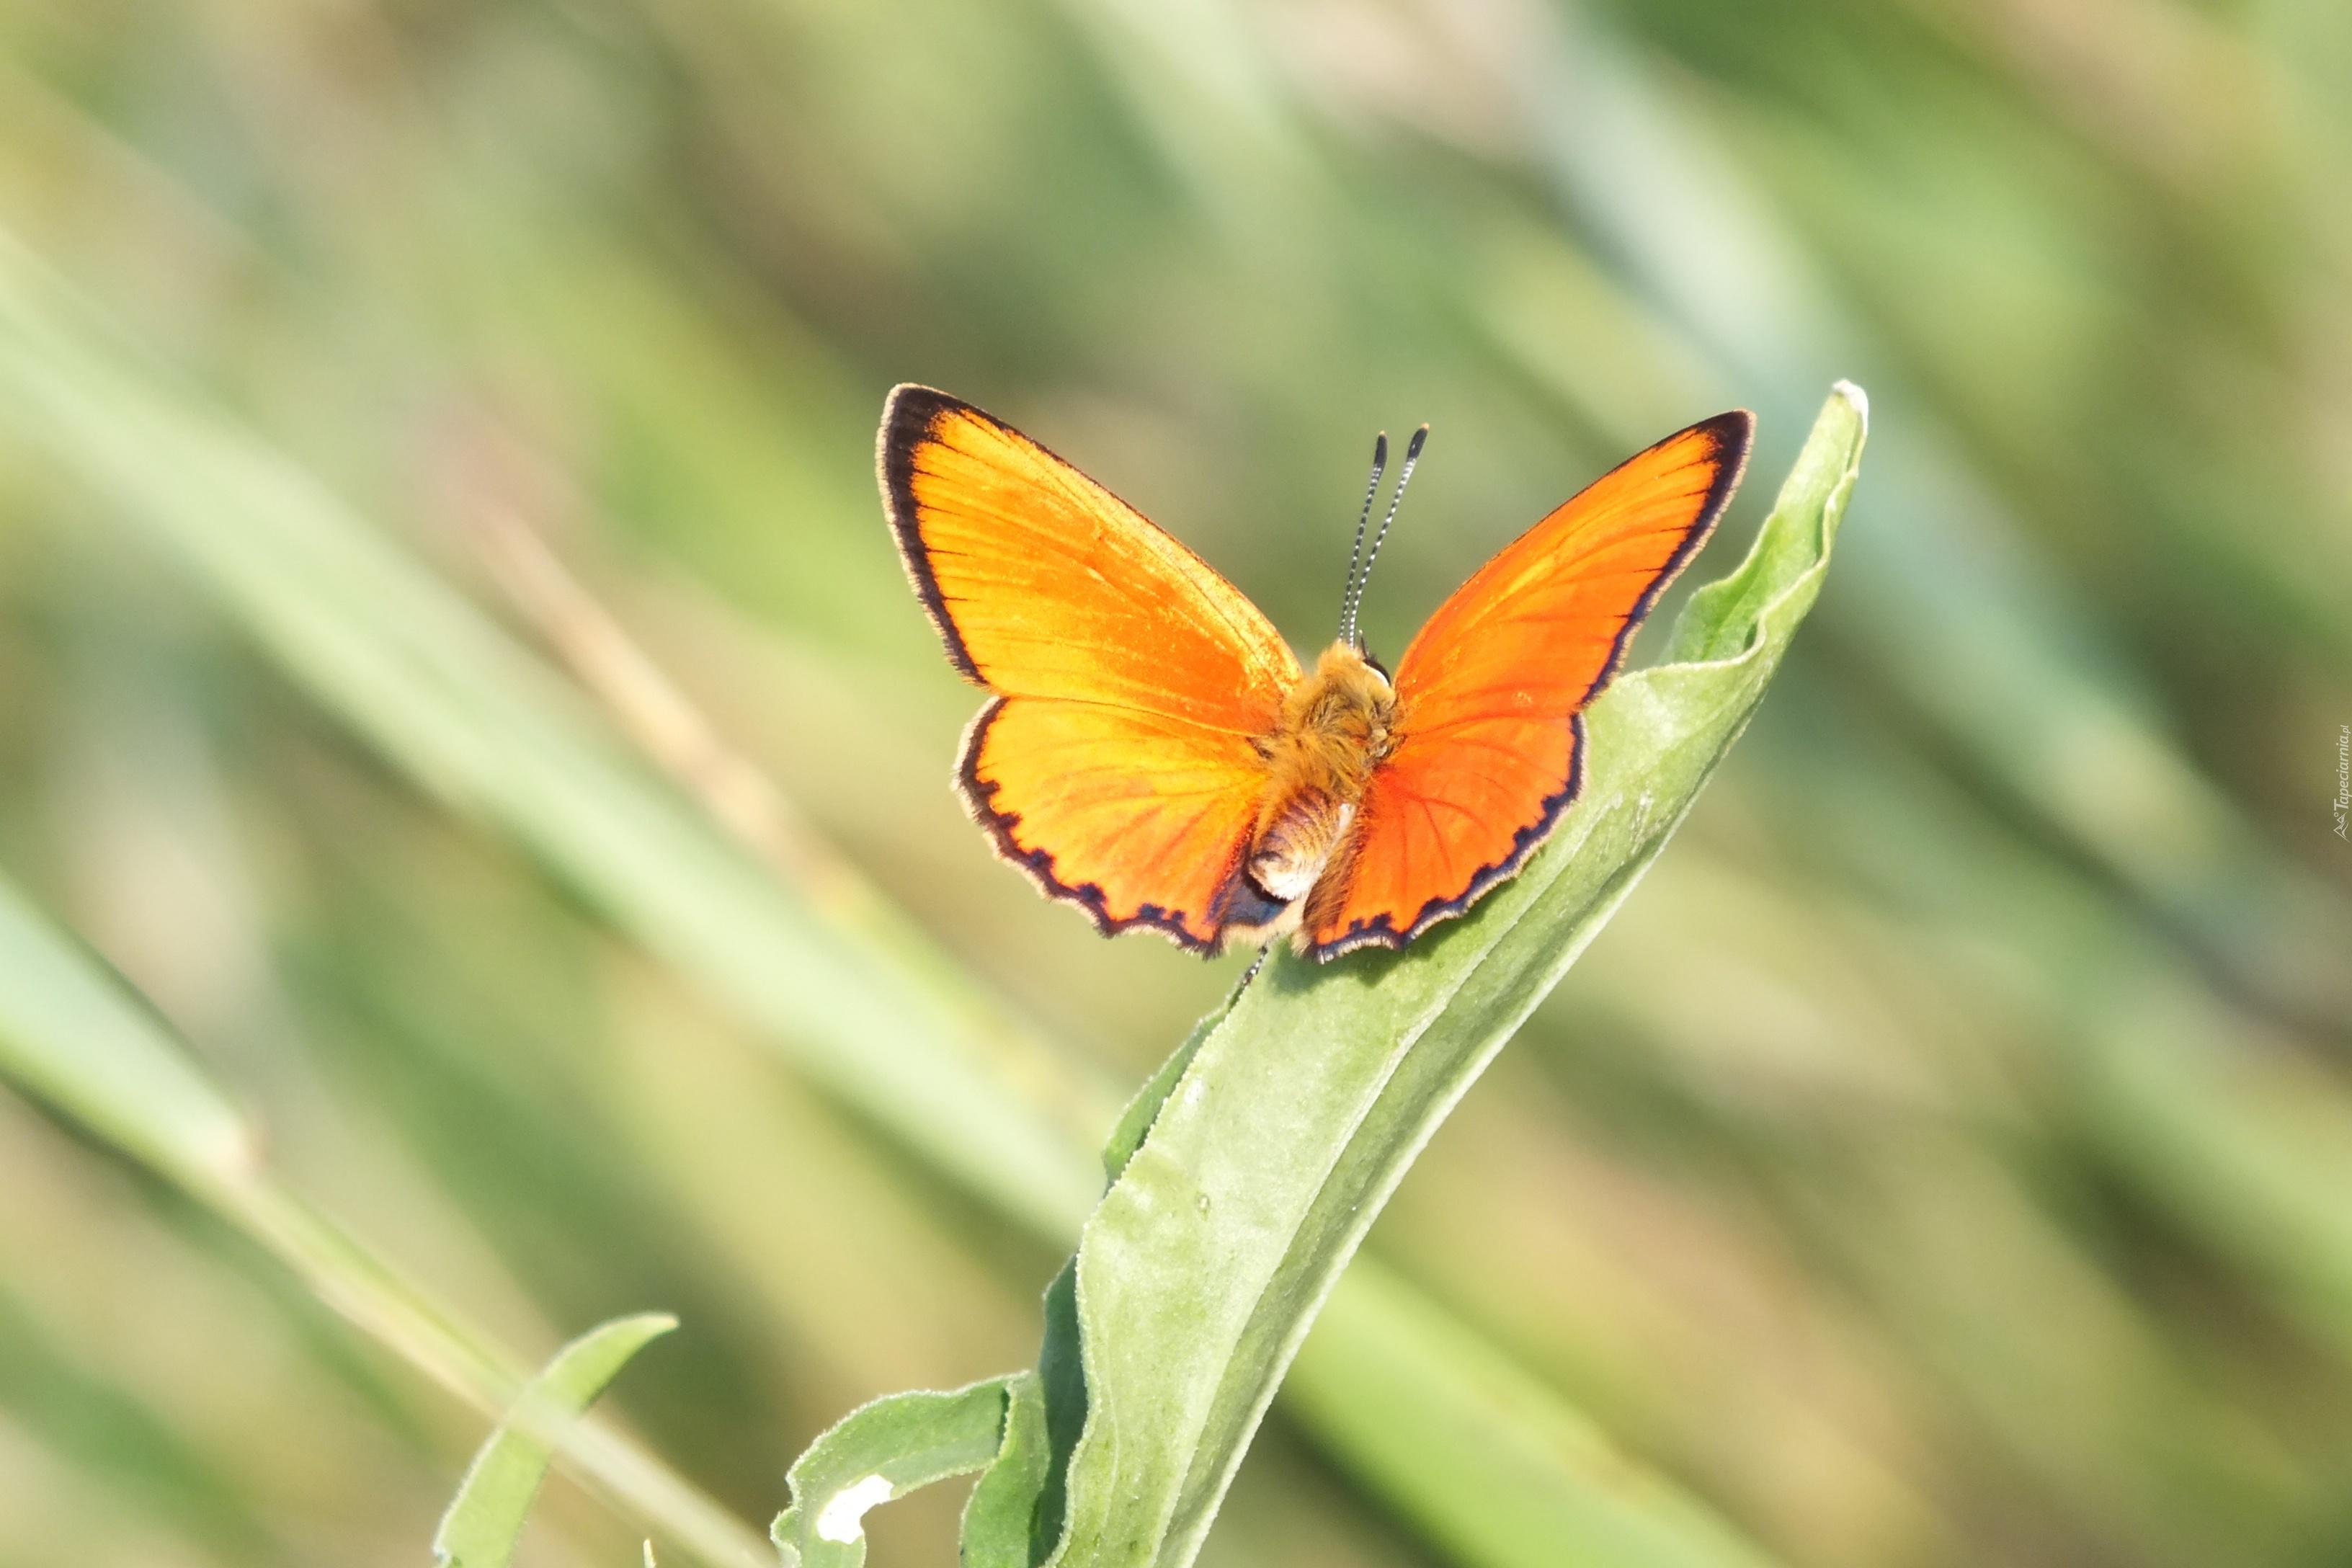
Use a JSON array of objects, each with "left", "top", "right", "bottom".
[{"left": 1240, "top": 643, "right": 1397, "bottom": 912}]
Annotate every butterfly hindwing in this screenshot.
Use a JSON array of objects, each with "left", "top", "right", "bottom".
[
  {"left": 961, "top": 698, "right": 1270, "bottom": 948},
  {"left": 1306, "top": 412, "right": 1753, "bottom": 957},
  {"left": 882, "top": 386, "right": 1299, "bottom": 949}
]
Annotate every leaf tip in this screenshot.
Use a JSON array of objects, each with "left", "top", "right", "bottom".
[{"left": 1831, "top": 378, "right": 1869, "bottom": 429}]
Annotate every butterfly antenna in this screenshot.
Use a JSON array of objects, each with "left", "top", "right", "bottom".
[
  {"left": 1337, "top": 432, "right": 1388, "bottom": 647},
  {"left": 1348, "top": 424, "right": 1427, "bottom": 651}
]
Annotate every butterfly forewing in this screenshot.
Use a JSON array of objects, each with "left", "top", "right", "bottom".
[
  {"left": 1306, "top": 412, "right": 1753, "bottom": 957},
  {"left": 882, "top": 386, "right": 1299, "bottom": 950},
  {"left": 883, "top": 387, "right": 1298, "bottom": 728}
]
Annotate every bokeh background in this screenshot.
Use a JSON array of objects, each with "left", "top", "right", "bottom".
[{"left": 0, "top": 1, "right": 2348, "bottom": 1565}]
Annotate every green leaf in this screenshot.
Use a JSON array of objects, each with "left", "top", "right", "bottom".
[
  {"left": 1046, "top": 386, "right": 1866, "bottom": 1568},
  {"left": 958, "top": 1365, "right": 1058, "bottom": 1568},
  {"left": 1102, "top": 981, "right": 1246, "bottom": 1185},
  {"left": 1007, "top": 1262, "right": 1089, "bottom": 1567},
  {"left": 435, "top": 1314, "right": 680, "bottom": 1568},
  {"left": 770, "top": 1374, "right": 1042, "bottom": 1568}
]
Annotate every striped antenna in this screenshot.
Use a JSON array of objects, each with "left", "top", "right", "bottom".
[
  {"left": 1341, "top": 424, "right": 1428, "bottom": 651},
  {"left": 1336, "top": 431, "right": 1388, "bottom": 646}
]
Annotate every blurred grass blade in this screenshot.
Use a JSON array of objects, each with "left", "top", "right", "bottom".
[
  {"left": 1287, "top": 1268, "right": 1780, "bottom": 1568},
  {"left": 1521, "top": 3, "right": 2352, "bottom": 1030},
  {"left": 770, "top": 1374, "right": 1043, "bottom": 1568},
  {"left": 0, "top": 855, "right": 254, "bottom": 1208},
  {"left": 1051, "top": 386, "right": 1864, "bottom": 1568},
  {"left": 0, "top": 226, "right": 1104, "bottom": 1242},
  {"left": 436, "top": 1313, "right": 679, "bottom": 1568},
  {"left": 0, "top": 870, "right": 766, "bottom": 1568},
  {"left": 0, "top": 1247, "right": 281, "bottom": 1558}
]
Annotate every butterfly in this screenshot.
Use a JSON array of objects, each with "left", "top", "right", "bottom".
[{"left": 880, "top": 386, "right": 1752, "bottom": 961}]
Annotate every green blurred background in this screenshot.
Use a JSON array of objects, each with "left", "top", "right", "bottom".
[{"left": 0, "top": 1, "right": 2348, "bottom": 1564}]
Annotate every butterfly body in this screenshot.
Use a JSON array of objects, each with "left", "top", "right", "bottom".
[
  {"left": 1229, "top": 640, "right": 1397, "bottom": 937},
  {"left": 880, "top": 385, "right": 1750, "bottom": 961}
]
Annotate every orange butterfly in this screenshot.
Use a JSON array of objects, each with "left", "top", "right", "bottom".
[{"left": 881, "top": 387, "right": 1752, "bottom": 961}]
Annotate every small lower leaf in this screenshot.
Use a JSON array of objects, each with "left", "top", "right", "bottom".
[
  {"left": 435, "top": 1313, "right": 679, "bottom": 1568},
  {"left": 772, "top": 1374, "right": 1040, "bottom": 1568},
  {"left": 958, "top": 1372, "right": 1054, "bottom": 1568}
]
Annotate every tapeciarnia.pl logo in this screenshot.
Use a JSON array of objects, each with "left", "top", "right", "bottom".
[{"left": 2335, "top": 723, "right": 2350, "bottom": 841}]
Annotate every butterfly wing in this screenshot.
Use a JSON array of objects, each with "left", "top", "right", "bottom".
[
  {"left": 882, "top": 386, "right": 1301, "bottom": 950},
  {"left": 1304, "top": 412, "right": 1753, "bottom": 958}
]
